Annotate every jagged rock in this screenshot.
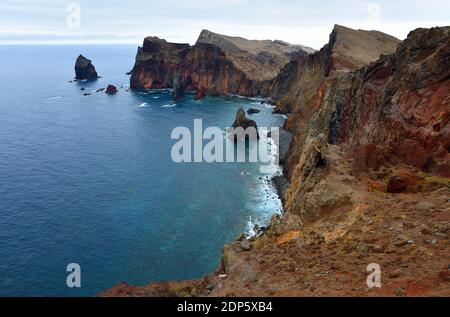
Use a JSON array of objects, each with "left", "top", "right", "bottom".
[
  {"left": 105, "top": 85, "right": 118, "bottom": 94},
  {"left": 74, "top": 55, "right": 98, "bottom": 81},
  {"left": 232, "top": 108, "right": 257, "bottom": 130},
  {"left": 247, "top": 108, "right": 260, "bottom": 115},
  {"left": 172, "top": 74, "right": 184, "bottom": 101},
  {"left": 284, "top": 134, "right": 357, "bottom": 222},
  {"left": 129, "top": 30, "right": 311, "bottom": 100},
  {"left": 272, "top": 129, "right": 293, "bottom": 164},
  {"left": 231, "top": 108, "right": 259, "bottom": 140},
  {"left": 386, "top": 171, "right": 425, "bottom": 193},
  {"left": 194, "top": 89, "right": 206, "bottom": 101},
  {"left": 271, "top": 175, "right": 290, "bottom": 204}
]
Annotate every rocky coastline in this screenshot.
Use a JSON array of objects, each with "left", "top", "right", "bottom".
[
  {"left": 129, "top": 30, "right": 312, "bottom": 100},
  {"left": 101, "top": 25, "right": 450, "bottom": 297}
]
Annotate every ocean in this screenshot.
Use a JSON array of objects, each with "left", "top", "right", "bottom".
[{"left": 0, "top": 45, "right": 284, "bottom": 296}]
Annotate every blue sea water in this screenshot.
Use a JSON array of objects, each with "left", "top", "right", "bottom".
[{"left": 0, "top": 45, "right": 284, "bottom": 296}]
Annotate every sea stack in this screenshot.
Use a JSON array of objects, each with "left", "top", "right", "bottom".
[
  {"left": 231, "top": 108, "right": 259, "bottom": 140},
  {"left": 194, "top": 88, "right": 206, "bottom": 101},
  {"left": 74, "top": 55, "right": 98, "bottom": 81},
  {"left": 105, "top": 85, "right": 118, "bottom": 94}
]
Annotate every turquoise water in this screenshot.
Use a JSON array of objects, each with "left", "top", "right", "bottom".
[{"left": 0, "top": 45, "right": 284, "bottom": 296}]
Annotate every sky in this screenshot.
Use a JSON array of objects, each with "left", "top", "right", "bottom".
[{"left": 0, "top": 0, "right": 449, "bottom": 49}]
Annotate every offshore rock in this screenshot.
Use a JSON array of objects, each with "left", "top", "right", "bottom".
[
  {"left": 105, "top": 85, "right": 118, "bottom": 94},
  {"left": 231, "top": 108, "right": 259, "bottom": 140},
  {"left": 74, "top": 55, "right": 98, "bottom": 81}
]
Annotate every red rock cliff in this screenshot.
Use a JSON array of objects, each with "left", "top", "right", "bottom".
[
  {"left": 130, "top": 31, "right": 311, "bottom": 99},
  {"left": 283, "top": 26, "right": 449, "bottom": 180}
]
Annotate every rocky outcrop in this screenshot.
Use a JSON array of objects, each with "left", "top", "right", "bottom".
[
  {"left": 130, "top": 31, "right": 311, "bottom": 99},
  {"left": 231, "top": 108, "right": 259, "bottom": 140},
  {"left": 105, "top": 85, "right": 118, "bottom": 94},
  {"left": 232, "top": 108, "right": 258, "bottom": 129},
  {"left": 246, "top": 108, "right": 261, "bottom": 115},
  {"left": 74, "top": 55, "right": 98, "bottom": 81},
  {"left": 194, "top": 88, "right": 206, "bottom": 101}
]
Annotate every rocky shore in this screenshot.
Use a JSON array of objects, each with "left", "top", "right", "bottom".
[{"left": 101, "top": 25, "right": 450, "bottom": 297}]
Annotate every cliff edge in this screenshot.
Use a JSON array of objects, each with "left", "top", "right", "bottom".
[{"left": 130, "top": 30, "right": 311, "bottom": 99}]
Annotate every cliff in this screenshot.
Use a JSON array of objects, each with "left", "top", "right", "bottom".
[
  {"left": 103, "top": 26, "right": 450, "bottom": 297},
  {"left": 282, "top": 26, "right": 449, "bottom": 181},
  {"left": 130, "top": 30, "right": 311, "bottom": 99},
  {"left": 269, "top": 25, "right": 401, "bottom": 116},
  {"left": 196, "top": 29, "right": 315, "bottom": 81}
]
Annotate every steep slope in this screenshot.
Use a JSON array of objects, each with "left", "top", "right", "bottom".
[
  {"left": 267, "top": 25, "right": 401, "bottom": 178},
  {"left": 196, "top": 29, "right": 315, "bottom": 80},
  {"left": 130, "top": 31, "right": 311, "bottom": 99},
  {"left": 283, "top": 26, "right": 449, "bottom": 182},
  {"left": 269, "top": 24, "right": 401, "bottom": 116}
]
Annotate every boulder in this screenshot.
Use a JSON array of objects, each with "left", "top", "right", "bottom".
[
  {"left": 247, "top": 108, "right": 261, "bottom": 115},
  {"left": 239, "top": 240, "right": 252, "bottom": 252},
  {"left": 74, "top": 55, "right": 98, "bottom": 81},
  {"left": 105, "top": 85, "right": 118, "bottom": 95},
  {"left": 386, "top": 170, "right": 425, "bottom": 193}
]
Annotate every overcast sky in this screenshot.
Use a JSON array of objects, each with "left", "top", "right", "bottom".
[{"left": 0, "top": 0, "right": 449, "bottom": 48}]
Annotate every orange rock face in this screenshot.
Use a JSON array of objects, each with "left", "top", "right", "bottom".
[
  {"left": 280, "top": 26, "right": 450, "bottom": 179},
  {"left": 130, "top": 32, "right": 309, "bottom": 99}
]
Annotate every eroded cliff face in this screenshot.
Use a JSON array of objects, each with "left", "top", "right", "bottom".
[
  {"left": 130, "top": 31, "right": 310, "bottom": 99},
  {"left": 130, "top": 37, "right": 189, "bottom": 91},
  {"left": 103, "top": 26, "right": 450, "bottom": 297},
  {"left": 267, "top": 25, "right": 400, "bottom": 101},
  {"left": 284, "top": 26, "right": 450, "bottom": 185}
]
